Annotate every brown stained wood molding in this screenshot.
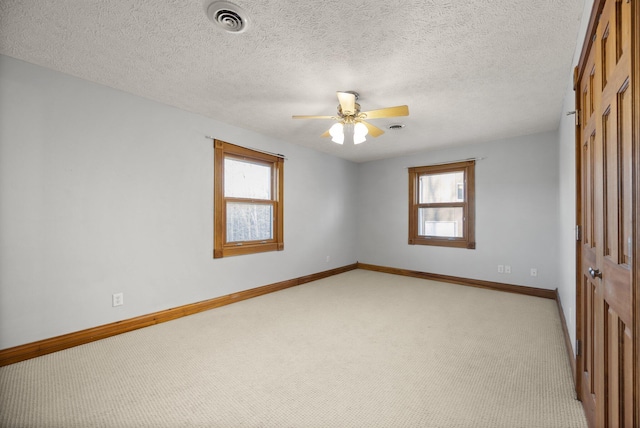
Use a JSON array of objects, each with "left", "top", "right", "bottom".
[
  {"left": 0, "top": 263, "right": 358, "bottom": 366},
  {"left": 555, "top": 289, "right": 577, "bottom": 383},
  {"left": 356, "top": 262, "right": 557, "bottom": 299}
]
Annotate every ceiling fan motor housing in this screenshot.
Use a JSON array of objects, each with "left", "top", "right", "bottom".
[{"left": 338, "top": 103, "right": 361, "bottom": 119}]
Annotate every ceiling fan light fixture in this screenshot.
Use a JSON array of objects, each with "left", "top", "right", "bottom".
[
  {"left": 353, "top": 122, "right": 368, "bottom": 145},
  {"left": 329, "top": 123, "right": 344, "bottom": 144}
]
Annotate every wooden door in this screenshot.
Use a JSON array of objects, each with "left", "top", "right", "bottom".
[{"left": 575, "top": 0, "right": 638, "bottom": 427}]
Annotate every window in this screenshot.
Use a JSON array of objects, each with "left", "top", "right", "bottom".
[
  {"left": 214, "top": 140, "right": 284, "bottom": 258},
  {"left": 408, "top": 160, "right": 475, "bottom": 249}
]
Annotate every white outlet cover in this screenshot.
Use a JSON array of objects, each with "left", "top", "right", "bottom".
[{"left": 112, "top": 293, "right": 124, "bottom": 307}]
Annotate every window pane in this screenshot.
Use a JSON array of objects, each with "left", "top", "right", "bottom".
[
  {"left": 419, "top": 172, "right": 464, "bottom": 203},
  {"left": 224, "top": 158, "right": 271, "bottom": 199},
  {"left": 226, "top": 202, "right": 273, "bottom": 242},
  {"left": 418, "top": 207, "right": 464, "bottom": 237}
]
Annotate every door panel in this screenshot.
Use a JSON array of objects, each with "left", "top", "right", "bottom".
[
  {"left": 575, "top": 0, "right": 636, "bottom": 427},
  {"left": 618, "top": 82, "right": 632, "bottom": 267}
]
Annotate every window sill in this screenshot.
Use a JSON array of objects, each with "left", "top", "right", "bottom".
[
  {"left": 214, "top": 242, "right": 284, "bottom": 258},
  {"left": 409, "top": 238, "right": 476, "bottom": 249}
]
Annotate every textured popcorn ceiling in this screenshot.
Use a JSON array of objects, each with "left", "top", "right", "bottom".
[{"left": 0, "top": 0, "right": 585, "bottom": 162}]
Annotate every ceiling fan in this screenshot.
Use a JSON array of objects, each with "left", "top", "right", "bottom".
[{"left": 292, "top": 91, "right": 409, "bottom": 145}]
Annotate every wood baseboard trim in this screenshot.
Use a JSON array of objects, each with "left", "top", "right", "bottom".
[
  {"left": 356, "top": 262, "right": 557, "bottom": 299},
  {"left": 555, "top": 289, "right": 577, "bottom": 383},
  {"left": 0, "top": 263, "right": 358, "bottom": 367}
]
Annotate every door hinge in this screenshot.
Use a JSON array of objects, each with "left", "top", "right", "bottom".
[
  {"left": 566, "top": 110, "right": 580, "bottom": 126},
  {"left": 576, "top": 340, "right": 582, "bottom": 356},
  {"left": 576, "top": 225, "right": 581, "bottom": 242}
]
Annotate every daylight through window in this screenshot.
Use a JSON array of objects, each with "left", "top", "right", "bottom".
[
  {"left": 408, "top": 160, "right": 475, "bottom": 249},
  {"left": 214, "top": 140, "right": 284, "bottom": 258}
]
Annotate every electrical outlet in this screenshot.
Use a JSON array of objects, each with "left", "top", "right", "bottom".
[
  {"left": 505, "top": 265, "right": 511, "bottom": 274},
  {"left": 530, "top": 268, "right": 538, "bottom": 277},
  {"left": 325, "top": 255, "right": 330, "bottom": 263},
  {"left": 498, "top": 265, "right": 504, "bottom": 273},
  {"left": 112, "top": 292, "right": 124, "bottom": 307}
]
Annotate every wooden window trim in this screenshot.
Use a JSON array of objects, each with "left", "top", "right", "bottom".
[
  {"left": 213, "top": 140, "right": 284, "bottom": 258},
  {"left": 408, "top": 160, "right": 476, "bottom": 249}
]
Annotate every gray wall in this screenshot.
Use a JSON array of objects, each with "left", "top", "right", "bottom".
[
  {"left": 356, "top": 132, "right": 560, "bottom": 289},
  {"left": 0, "top": 56, "right": 358, "bottom": 349}
]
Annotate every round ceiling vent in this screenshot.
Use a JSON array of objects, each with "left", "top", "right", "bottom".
[{"left": 206, "top": 1, "right": 249, "bottom": 33}]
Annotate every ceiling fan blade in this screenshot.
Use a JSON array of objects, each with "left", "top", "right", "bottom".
[
  {"left": 320, "top": 129, "right": 331, "bottom": 138},
  {"left": 360, "top": 120, "right": 385, "bottom": 137},
  {"left": 360, "top": 105, "right": 409, "bottom": 119},
  {"left": 292, "top": 115, "right": 336, "bottom": 120},
  {"left": 337, "top": 92, "right": 356, "bottom": 115}
]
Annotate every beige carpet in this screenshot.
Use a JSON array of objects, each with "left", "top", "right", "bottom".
[{"left": 0, "top": 270, "right": 587, "bottom": 428}]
